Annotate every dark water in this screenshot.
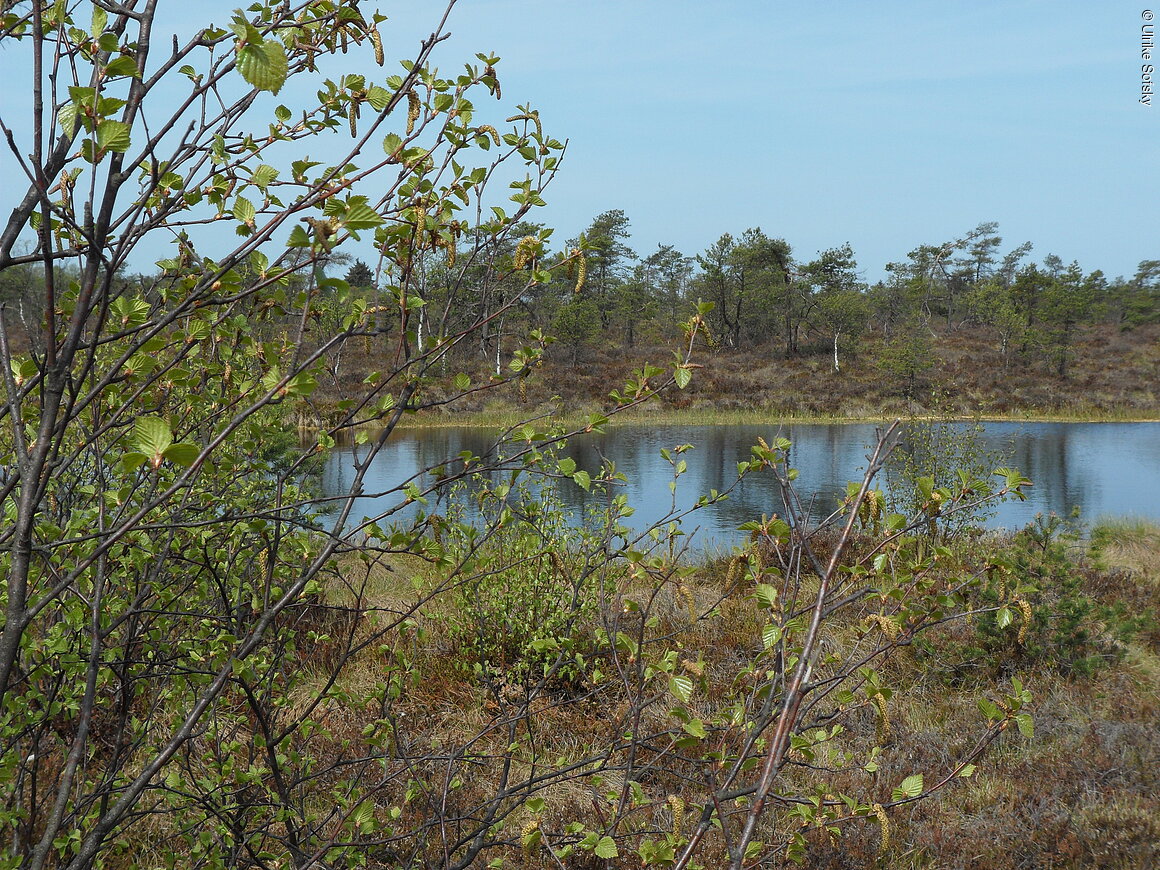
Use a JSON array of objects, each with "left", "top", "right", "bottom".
[{"left": 321, "top": 422, "right": 1160, "bottom": 549}]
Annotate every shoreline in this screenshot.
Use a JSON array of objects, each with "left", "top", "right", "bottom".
[{"left": 383, "top": 405, "right": 1160, "bottom": 430}]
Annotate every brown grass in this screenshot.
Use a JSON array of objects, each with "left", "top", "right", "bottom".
[
  {"left": 260, "top": 522, "right": 1158, "bottom": 868},
  {"left": 308, "top": 322, "right": 1160, "bottom": 426}
]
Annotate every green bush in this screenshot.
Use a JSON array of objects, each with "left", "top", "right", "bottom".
[
  {"left": 884, "top": 411, "right": 1009, "bottom": 541},
  {"left": 976, "top": 514, "right": 1147, "bottom": 677},
  {"left": 439, "top": 474, "right": 613, "bottom": 683}
]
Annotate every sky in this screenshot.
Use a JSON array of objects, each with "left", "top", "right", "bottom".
[
  {"left": 385, "top": 0, "right": 1158, "bottom": 282},
  {"left": 2, "top": 1, "right": 1156, "bottom": 282}
]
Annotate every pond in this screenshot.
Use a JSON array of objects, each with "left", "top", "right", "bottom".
[{"left": 320, "top": 421, "right": 1160, "bottom": 549}]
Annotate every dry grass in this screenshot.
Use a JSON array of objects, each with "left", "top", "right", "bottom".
[
  {"left": 101, "top": 523, "right": 1158, "bottom": 868},
  {"left": 313, "top": 322, "right": 1160, "bottom": 427},
  {"left": 1092, "top": 517, "right": 1160, "bottom": 581}
]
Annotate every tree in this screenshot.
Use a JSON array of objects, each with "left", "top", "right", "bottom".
[
  {"left": 551, "top": 293, "right": 601, "bottom": 363},
  {"left": 878, "top": 317, "right": 936, "bottom": 398},
  {"left": 639, "top": 242, "right": 694, "bottom": 333},
  {"left": 343, "top": 259, "right": 374, "bottom": 290},
  {"left": 1040, "top": 262, "right": 1099, "bottom": 377},
  {"left": 966, "top": 279, "right": 1025, "bottom": 367},
  {"left": 817, "top": 289, "right": 869, "bottom": 372},
  {"left": 0, "top": 3, "right": 624, "bottom": 866},
  {"left": 696, "top": 232, "right": 742, "bottom": 347},
  {"left": 0, "top": 4, "right": 1038, "bottom": 868},
  {"left": 694, "top": 229, "right": 791, "bottom": 350},
  {"left": 576, "top": 208, "right": 635, "bottom": 330},
  {"left": 1106, "top": 259, "right": 1160, "bottom": 327},
  {"left": 802, "top": 244, "right": 867, "bottom": 371}
]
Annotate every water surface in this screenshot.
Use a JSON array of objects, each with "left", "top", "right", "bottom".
[{"left": 321, "top": 422, "right": 1160, "bottom": 548}]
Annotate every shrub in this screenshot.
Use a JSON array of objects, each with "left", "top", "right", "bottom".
[{"left": 438, "top": 471, "right": 615, "bottom": 683}]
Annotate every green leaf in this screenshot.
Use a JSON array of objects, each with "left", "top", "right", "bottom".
[
  {"left": 232, "top": 196, "right": 256, "bottom": 224},
  {"left": 885, "top": 512, "right": 907, "bottom": 531},
  {"left": 892, "top": 773, "right": 923, "bottom": 801},
  {"left": 683, "top": 718, "right": 707, "bottom": 739},
  {"left": 761, "top": 623, "right": 781, "bottom": 650},
  {"left": 284, "top": 372, "right": 317, "bottom": 397},
  {"left": 957, "top": 763, "right": 977, "bottom": 778},
  {"left": 1015, "top": 713, "right": 1034, "bottom": 738},
  {"left": 572, "top": 470, "right": 591, "bottom": 491},
  {"left": 120, "top": 451, "right": 147, "bottom": 472},
  {"left": 342, "top": 202, "right": 384, "bottom": 231},
  {"left": 557, "top": 456, "right": 576, "bottom": 476},
  {"left": 250, "top": 164, "right": 279, "bottom": 191},
  {"left": 593, "top": 837, "right": 618, "bottom": 860},
  {"left": 57, "top": 102, "right": 80, "bottom": 136},
  {"left": 90, "top": 5, "right": 108, "bottom": 35},
  {"left": 132, "top": 416, "right": 172, "bottom": 468},
  {"left": 237, "top": 40, "right": 288, "bottom": 94},
  {"left": 104, "top": 56, "right": 139, "bottom": 79},
  {"left": 287, "top": 225, "right": 312, "bottom": 248},
  {"left": 96, "top": 119, "right": 131, "bottom": 154},
  {"left": 366, "top": 85, "right": 392, "bottom": 111},
  {"left": 978, "top": 697, "right": 1002, "bottom": 721},
  {"left": 673, "top": 365, "right": 691, "bottom": 389},
  {"left": 351, "top": 800, "right": 374, "bottom": 831},
  {"left": 453, "top": 372, "right": 470, "bottom": 391},
  {"left": 163, "top": 443, "right": 199, "bottom": 467},
  {"left": 754, "top": 583, "right": 778, "bottom": 609},
  {"left": 668, "top": 675, "right": 693, "bottom": 704}
]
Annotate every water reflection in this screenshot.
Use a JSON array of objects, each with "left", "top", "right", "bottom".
[{"left": 321, "top": 422, "right": 1160, "bottom": 549}]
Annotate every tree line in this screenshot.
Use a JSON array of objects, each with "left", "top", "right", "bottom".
[{"left": 322, "top": 213, "right": 1157, "bottom": 384}]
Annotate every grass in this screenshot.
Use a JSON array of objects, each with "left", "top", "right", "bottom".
[
  {"left": 92, "top": 517, "right": 1159, "bottom": 868},
  {"left": 393, "top": 405, "right": 1160, "bottom": 430},
  {"left": 268, "top": 517, "right": 1160, "bottom": 868},
  {"left": 307, "top": 321, "right": 1160, "bottom": 430}
]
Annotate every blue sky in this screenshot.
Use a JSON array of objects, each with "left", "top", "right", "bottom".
[
  {"left": 3, "top": 1, "right": 1155, "bottom": 282},
  {"left": 393, "top": 0, "right": 1157, "bottom": 281}
]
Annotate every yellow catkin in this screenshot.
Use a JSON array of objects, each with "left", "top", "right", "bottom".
[
  {"left": 520, "top": 820, "right": 540, "bottom": 856},
  {"left": 668, "top": 795, "right": 685, "bottom": 837},
  {"left": 724, "top": 555, "right": 741, "bottom": 589},
  {"left": 483, "top": 64, "right": 501, "bottom": 98},
  {"left": 872, "top": 692, "right": 891, "bottom": 742},
  {"left": 682, "top": 658, "right": 705, "bottom": 678},
  {"left": 445, "top": 243, "right": 455, "bottom": 269},
  {"left": 348, "top": 103, "right": 358, "bottom": 138},
  {"left": 477, "top": 124, "right": 501, "bottom": 146},
  {"left": 872, "top": 803, "right": 890, "bottom": 852},
  {"left": 513, "top": 235, "right": 536, "bottom": 270},
  {"left": 866, "top": 614, "right": 899, "bottom": 641},
  {"left": 1016, "top": 598, "right": 1032, "bottom": 644},
  {"left": 677, "top": 584, "right": 697, "bottom": 622},
  {"left": 573, "top": 253, "right": 586, "bottom": 293},
  {"left": 370, "top": 26, "right": 384, "bottom": 65},
  {"left": 406, "top": 90, "right": 420, "bottom": 135}
]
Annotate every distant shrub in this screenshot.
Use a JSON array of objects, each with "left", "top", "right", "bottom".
[
  {"left": 437, "top": 473, "right": 614, "bottom": 684},
  {"left": 974, "top": 514, "right": 1148, "bottom": 677}
]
